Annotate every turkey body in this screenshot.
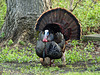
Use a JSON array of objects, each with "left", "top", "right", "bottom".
[
  {"left": 36, "top": 31, "right": 65, "bottom": 59},
  {"left": 36, "top": 41, "right": 63, "bottom": 59}
]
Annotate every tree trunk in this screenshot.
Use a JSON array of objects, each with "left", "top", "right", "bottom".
[{"left": 0, "top": 0, "right": 51, "bottom": 43}]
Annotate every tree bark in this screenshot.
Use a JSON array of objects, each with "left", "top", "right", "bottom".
[
  {"left": 43, "top": 0, "right": 52, "bottom": 11},
  {"left": 0, "top": 0, "right": 51, "bottom": 43}
]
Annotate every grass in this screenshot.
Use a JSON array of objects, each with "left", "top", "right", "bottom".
[
  {"left": 2, "top": 71, "right": 100, "bottom": 75},
  {"left": 1, "top": 63, "right": 100, "bottom": 75},
  {"left": 63, "top": 72, "right": 100, "bottom": 75},
  {"left": 0, "top": 39, "right": 99, "bottom": 75},
  {"left": 0, "top": 40, "right": 98, "bottom": 64},
  {"left": 0, "top": 43, "right": 39, "bottom": 63},
  {"left": 64, "top": 40, "right": 96, "bottom": 64}
]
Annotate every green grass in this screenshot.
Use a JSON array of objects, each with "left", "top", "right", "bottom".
[
  {"left": 64, "top": 40, "right": 95, "bottom": 64},
  {"left": 0, "top": 43, "right": 39, "bottom": 63},
  {"left": 0, "top": 40, "right": 98, "bottom": 64},
  {"left": 0, "top": 40, "right": 99, "bottom": 73},
  {"left": 1, "top": 63, "right": 100, "bottom": 75},
  {"left": 2, "top": 71, "right": 100, "bottom": 75},
  {"left": 61, "top": 72, "right": 100, "bottom": 75},
  {"left": 0, "top": 40, "right": 99, "bottom": 74}
]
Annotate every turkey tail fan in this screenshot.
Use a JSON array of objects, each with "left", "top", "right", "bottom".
[{"left": 35, "top": 8, "right": 81, "bottom": 41}]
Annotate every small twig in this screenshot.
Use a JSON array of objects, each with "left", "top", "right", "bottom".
[{"left": 70, "top": 0, "right": 82, "bottom": 12}]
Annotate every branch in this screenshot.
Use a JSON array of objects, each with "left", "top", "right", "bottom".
[{"left": 70, "top": 0, "right": 82, "bottom": 12}]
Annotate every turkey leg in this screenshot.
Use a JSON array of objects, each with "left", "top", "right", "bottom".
[{"left": 61, "top": 52, "right": 66, "bottom": 66}]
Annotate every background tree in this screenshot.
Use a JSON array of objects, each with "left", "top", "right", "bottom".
[
  {"left": 43, "top": 0, "right": 52, "bottom": 11},
  {"left": 0, "top": 0, "right": 6, "bottom": 29},
  {"left": 0, "top": 0, "right": 52, "bottom": 44}
]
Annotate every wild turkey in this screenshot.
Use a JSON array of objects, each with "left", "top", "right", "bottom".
[{"left": 35, "top": 8, "right": 81, "bottom": 66}]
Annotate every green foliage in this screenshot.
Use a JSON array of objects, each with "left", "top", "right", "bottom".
[
  {"left": 65, "top": 48, "right": 88, "bottom": 64},
  {"left": 19, "top": 40, "right": 26, "bottom": 45},
  {"left": 0, "top": 46, "right": 39, "bottom": 63},
  {"left": 2, "top": 69, "right": 100, "bottom": 75},
  {"left": 65, "top": 40, "right": 94, "bottom": 64},
  {"left": 0, "top": 41, "right": 99, "bottom": 74},
  {"left": 73, "top": 0, "right": 100, "bottom": 34},
  {"left": 86, "top": 64, "right": 100, "bottom": 72},
  {"left": 96, "top": 56, "right": 100, "bottom": 63},
  {"left": 84, "top": 42, "right": 95, "bottom": 52},
  {"left": 54, "top": 40, "right": 96, "bottom": 65},
  {"left": 0, "top": 0, "right": 6, "bottom": 29},
  {"left": 52, "top": 0, "right": 100, "bottom": 34},
  {"left": 8, "top": 39, "right": 14, "bottom": 46},
  {"left": 52, "top": 0, "right": 68, "bottom": 8},
  {"left": 53, "top": 39, "right": 99, "bottom": 65},
  {"left": 0, "top": 32, "right": 5, "bottom": 38},
  {"left": 0, "top": 40, "right": 96, "bottom": 67}
]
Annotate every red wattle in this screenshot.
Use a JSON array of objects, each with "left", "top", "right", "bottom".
[{"left": 43, "top": 38, "right": 48, "bottom": 42}]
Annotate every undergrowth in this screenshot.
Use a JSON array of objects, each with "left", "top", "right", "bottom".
[
  {"left": 54, "top": 40, "right": 98, "bottom": 65},
  {"left": 0, "top": 43, "right": 39, "bottom": 63},
  {"left": 0, "top": 39, "right": 99, "bottom": 65},
  {"left": 0, "top": 39, "right": 100, "bottom": 74}
]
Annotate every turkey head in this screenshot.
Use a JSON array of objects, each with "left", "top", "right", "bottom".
[{"left": 43, "top": 30, "right": 54, "bottom": 42}]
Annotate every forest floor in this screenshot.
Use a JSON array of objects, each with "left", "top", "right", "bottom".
[{"left": 0, "top": 35, "right": 100, "bottom": 75}]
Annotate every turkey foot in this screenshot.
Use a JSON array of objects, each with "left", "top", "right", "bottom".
[{"left": 40, "top": 57, "right": 54, "bottom": 66}]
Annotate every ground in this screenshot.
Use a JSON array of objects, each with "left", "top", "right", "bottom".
[{"left": 0, "top": 38, "right": 100, "bottom": 75}]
